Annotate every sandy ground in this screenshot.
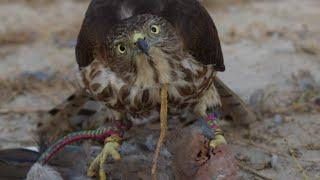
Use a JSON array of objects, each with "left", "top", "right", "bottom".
[{"left": 0, "top": 0, "right": 319, "bottom": 179}]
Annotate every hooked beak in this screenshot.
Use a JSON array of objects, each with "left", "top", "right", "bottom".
[{"left": 136, "top": 39, "right": 150, "bottom": 55}]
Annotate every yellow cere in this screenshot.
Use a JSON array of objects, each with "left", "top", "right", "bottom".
[{"left": 133, "top": 33, "right": 145, "bottom": 43}]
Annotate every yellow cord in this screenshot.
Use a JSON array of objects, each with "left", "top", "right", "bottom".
[{"left": 152, "top": 84, "right": 169, "bottom": 180}]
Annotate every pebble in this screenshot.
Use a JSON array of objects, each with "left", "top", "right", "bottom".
[
  {"left": 270, "top": 154, "right": 279, "bottom": 170},
  {"left": 274, "top": 114, "right": 283, "bottom": 125}
]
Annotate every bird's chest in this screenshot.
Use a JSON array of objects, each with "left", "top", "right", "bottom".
[
  {"left": 105, "top": 60, "right": 214, "bottom": 124},
  {"left": 81, "top": 59, "right": 215, "bottom": 125}
]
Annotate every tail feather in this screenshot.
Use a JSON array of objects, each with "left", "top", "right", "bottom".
[
  {"left": 0, "top": 149, "right": 38, "bottom": 179},
  {"left": 214, "top": 77, "right": 258, "bottom": 125}
]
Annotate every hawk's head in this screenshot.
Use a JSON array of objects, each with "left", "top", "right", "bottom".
[
  {"left": 105, "top": 14, "right": 181, "bottom": 59},
  {"left": 96, "top": 14, "right": 185, "bottom": 86}
]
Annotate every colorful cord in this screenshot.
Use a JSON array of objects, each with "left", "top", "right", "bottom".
[{"left": 38, "top": 128, "right": 120, "bottom": 164}]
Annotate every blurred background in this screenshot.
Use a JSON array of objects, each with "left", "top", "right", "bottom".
[{"left": 0, "top": 0, "right": 319, "bottom": 179}]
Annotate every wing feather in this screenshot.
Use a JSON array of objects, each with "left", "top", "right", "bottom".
[{"left": 214, "top": 77, "right": 258, "bottom": 125}]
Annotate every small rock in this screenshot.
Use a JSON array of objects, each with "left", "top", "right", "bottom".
[
  {"left": 274, "top": 114, "right": 283, "bottom": 125},
  {"left": 270, "top": 154, "right": 279, "bottom": 170},
  {"left": 284, "top": 116, "right": 295, "bottom": 122}
]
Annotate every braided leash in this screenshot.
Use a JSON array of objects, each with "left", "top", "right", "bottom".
[
  {"left": 36, "top": 116, "right": 132, "bottom": 165},
  {"left": 37, "top": 128, "right": 121, "bottom": 165}
]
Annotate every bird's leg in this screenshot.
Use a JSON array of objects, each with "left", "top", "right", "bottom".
[
  {"left": 87, "top": 120, "right": 131, "bottom": 180},
  {"left": 87, "top": 134, "right": 122, "bottom": 180},
  {"left": 205, "top": 113, "right": 227, "bottom": 149},
  {"left": 209, "top": 128, "right": 227, "bottom": 149}
]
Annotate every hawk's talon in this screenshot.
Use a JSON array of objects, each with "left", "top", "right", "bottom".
[
  {"left": 209, "top": 134, "right": 227, "bottom": 149},
  {"left": 87, "top": 135, "right": 122, "bottom": 180},
  {"left": 204, "top": 114, "right": 227, "bottom": 149}
]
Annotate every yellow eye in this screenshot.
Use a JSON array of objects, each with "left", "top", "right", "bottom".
[
  {"left": 151, "top": 25, "right": 160, "bottom": 34},
  {"left": 117, "top": 44, "right": 126, "bottom": 54}
]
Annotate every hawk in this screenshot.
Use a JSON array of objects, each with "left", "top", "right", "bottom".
[
  {"left": 76, "top": 0, "right": 225, "bottom": 123},
  {"left": 39, "top": 0, "right": 229, "bottom": 141},
  {"left": 30, "top": 0, "right": 256, "bottom": 179}
]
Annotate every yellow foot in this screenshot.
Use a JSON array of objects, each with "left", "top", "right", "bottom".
[
  {"left": 209, "top": 129, "right": 227, "bottom": 149},
  {"left": 87, "top": 135, "right": 122, "bottom": 180}
]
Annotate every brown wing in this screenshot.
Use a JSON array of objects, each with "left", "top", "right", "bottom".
[
  {"left": 76, "top": 0, "right": 224, "bottom": 71},
  {"left": 214, "top": 77, "right": 258, "bottom": 125}
]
